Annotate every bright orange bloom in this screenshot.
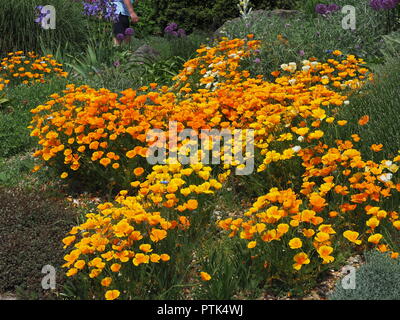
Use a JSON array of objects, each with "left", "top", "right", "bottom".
[
  {"left": 105, "top": 290, "right": 120, "bottom": 300},
  {"left": 293, "top": 252, "right": 310, "bottom": 270},
  {"left": 343, "top": 230, "right": 361, "bottom": 245},
  {"left": 358, "top": 115, "right": 369, "bottom": 126},
  {"left": 200, "top": 272, "right": 211, "bottom": 281}
]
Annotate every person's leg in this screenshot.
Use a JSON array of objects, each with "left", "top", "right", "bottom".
[
  {"left": 112, "top": 14, "right": 127, "bottom": 46},
  {"left": 120, "top": 15, "right": 131, "bottom": 44}
]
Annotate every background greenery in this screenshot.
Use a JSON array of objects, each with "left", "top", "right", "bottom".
[
  {"left": 149, "top": 0, "right": 302, "bottom": 34},
  {"left": 0, "top": 0, "right": 88, "bottom": 55}
]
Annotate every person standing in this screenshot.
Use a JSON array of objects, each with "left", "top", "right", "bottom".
[{"left": 112, "top": 0, "right": 139, "bottom": 45}]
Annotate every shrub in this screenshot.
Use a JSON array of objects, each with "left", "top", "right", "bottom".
[
  {"left": 134, "top": 0, "right": 160, "bottom": 37},
  {"left": 219, "top": 0, "right": 388, "bottom": 74},
  {"left": 381, "top": 30, "right": 400, "bottom": 59},
  {"left": 0, "top": 0, "right": 89, "bottom": 54},
  {"left": 335, "top": 56, "right": 400, "bottom": 159},
  {"left": 330, "top": 250, "right": 400, "bottom": 300},
  {"left": 0, "top": 187, "right": 77, "bottom": 299},
  {"left": 150, "top": 0, "right": 300, "bottom": 34},
  {"left": 0, "top": 77, "right": 69, "bottom": 158}
]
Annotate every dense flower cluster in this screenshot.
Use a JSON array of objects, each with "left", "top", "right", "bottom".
[
  {"left": 0, "top": 51, "right": 67, "bottom": 90},
  {"left": 173, "top": 36, "right": 261, "bottom": 91},
  {"left": 164, "top": 22, "right": 186, "bottom": 38},
  {"left": 28, "top": 36, "right": 400, "bottom": 299},
  {"left": 116, "top": 27, "right": 134, "bottom": 41},
  {"left": 219, "top": 142, "right": 400, "bottom": 269},
  {"left": 78, "top": 0, "right": 118, "bottom": 21},
  {"left": 62, "top": 192, "right": 173, "bottom": 279}
]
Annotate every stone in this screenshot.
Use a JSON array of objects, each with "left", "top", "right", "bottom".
[{"left": 130, "top": 44, "right": 160, "bottom": 63}]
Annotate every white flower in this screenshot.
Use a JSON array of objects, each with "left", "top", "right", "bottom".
[
  {"left": 384, "top": 161, "right": 393, "bottom": 167},
  {"left": 302, "top": 65, "right": 310, "bottom": 72},
  {"left": 297, "top": 136, "right": 305, "bottom": 142},
  {"left": 280, "top": 63, "right": 289, "bottom": 70},
  {"left": 292, "top": 146, "right": 302, "bottom": 152},
  {"left": 311, "top": 61, "right": 318, "bottom": 67},
  {"left": 205, "top": 82, "right": 213, "bottom": 89},
  {"left": 344, "top": 100, "right": 350, "bottom": 105},
  {"left": 379, "top": 173, "right": 393, "bottom": 182},
  {"left": 302, "top": 60, "right": 310, "bottom": 65},
  {"left": 288, "top": 78, "right": 297, "bottom": 85}
]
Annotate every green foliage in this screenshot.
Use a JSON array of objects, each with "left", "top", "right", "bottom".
[
  {"left": 0, "top": 0, "right": 89, "bottom": 54},
  {"left": 0, "top": 78, "right": 68, "bottom": 158},
  {"left": 134, "top": 55, "right": 186, "bottom": 85},
  {"left": 0, "top": 187, "right": 77, "bottom": 298},
  {"left": 69, "top": 33, "right": 209, "bottom": 92},
  {"left": 220, "top": 0, "right": 387, "bottom": 73},
  {"left": 150, "top": 0, "right": 300, "bottom": 33},
  {"left": 298, "top": 0, "right": 329, "bottom": 16},
  {"left": 0, "top": 153, "right": 35, "bottom": 187},
  {"left": 336, "top": 56, "right": 400, "bottom": 160},
  {"left": 381, "top": 30, "right": 400, "bottom": 60},
  {"left": 195, "top": 238, "right": 243, "bottom": 300},
  {"left": 330, "top": 251, "right": 400, "bottom": 300},
  {"left": 134, "top": 0, "right": 160, "bottom": 37}
]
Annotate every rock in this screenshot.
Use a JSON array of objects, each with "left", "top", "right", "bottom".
[
  {"left": 268, "top": 9, "right": 301, "bottom": 19},
  {"left": 130, "top": 44, "right": 160, "bottom": 63}
]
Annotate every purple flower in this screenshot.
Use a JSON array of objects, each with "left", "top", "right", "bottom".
[
  {"left": 164, "top": 22, "right": 186, "bottom": 38},
  {"left": 327, "top": 4, "right": 341, "bottom": 12},
  {"left": 177, "top": 28, "right": 186, "bottom": 37},
  {"left": 315, "top": 4, "right": 329, "bottom": 15},
  {"left": 299, "top": 50, "right": 305, "bottom": 56},
  {"left": 254, "top": 58, "right": 261, "bottom": 64},
  {"left": 370, "top": 0, "right": 399, "bottom": 10},
  {"left": 164, "top": 22, "right": 178, "bottom": 34},
  {"left": 113, "top": 60, "right": 121, "bottom": 67},
  {"left": 34, "top": 6, "right": 51, "bottom": 25},
  {"left": 81, "top": 0, "right": 118, "bottom": 21},
  {"left": 125, "top": 28, "right": 134, "bottom": 36},
  {"left": 116, "top": 33, "right": 125, "bottom": 41},
  {"left": 316, "top": 3, "right": 342, "bottom": 15}
]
